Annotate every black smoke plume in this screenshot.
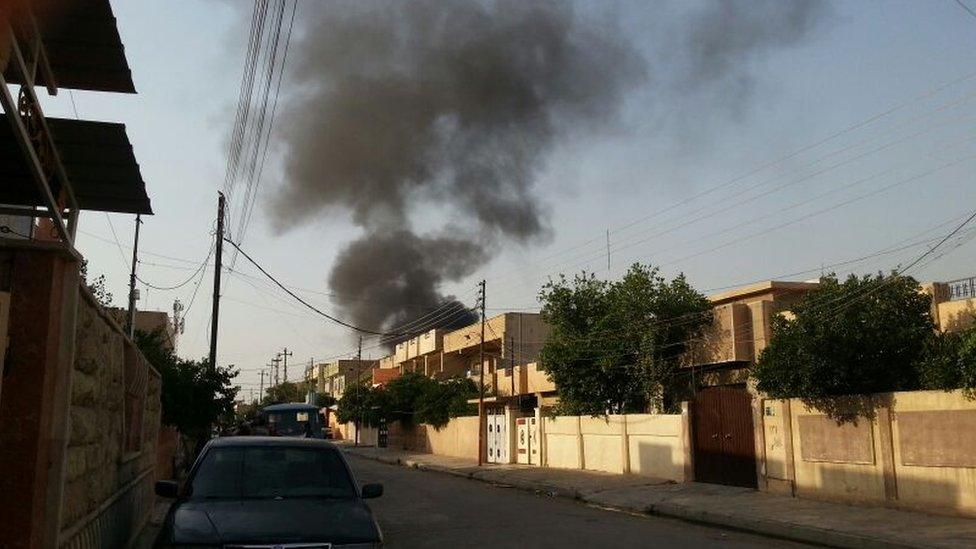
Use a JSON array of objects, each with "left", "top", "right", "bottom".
[
  {"left": 273, "top": 0, "right": 644, "bottom": 334},
  {"left": 270, "top": 0, "right": 831, "bottom": 337}
]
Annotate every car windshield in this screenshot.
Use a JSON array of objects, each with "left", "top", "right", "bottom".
[{"left": 189, "top": 446, "right": 356, "bottom": 500}]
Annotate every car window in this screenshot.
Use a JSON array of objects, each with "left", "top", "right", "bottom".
[
  {"left": 190, "top": 447, "right": 355, "bottom": 500},
  {"left": 190, "top": 447, "right": 244, "bottom": 498},
  {"left": 244, "top": 447, "right": 354, "bottom": 498}
]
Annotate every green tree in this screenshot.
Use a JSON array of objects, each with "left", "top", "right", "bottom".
[
  {"left": 262, "top": 381, "right": 307, "bottom": 405},
  {"left": 80, "top": 260, "right": 113, "bottom": 307},
  {"left": 416, "top": 376, "right": 477, "bottom": 428},
  {"left": 752, "top": 273, "right": 935, "bottom": 419},
  {"left": 134, "top": 329, "right": 239, "bottom": 439},
  {"left": 383, "top": 372, "right": 435, "bottom": 425},
  {"left": 336, "top": 383, "right": 385, "bottom": 427},
  {"left": 539, "top": 264, "right": 712, "bottom": 415},
  {"left": 313, "top": 393, "right": 336, "bottom": 408},
  {"left": 917, "top": 323, "right": 976, "bottom": 398}
]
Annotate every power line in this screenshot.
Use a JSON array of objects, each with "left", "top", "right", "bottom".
[
  {"left": 480, "top": 70, "right": 976, "bottom": 290},
  {"left": 135, "top": 243, "right": 215, "bottom": 291},
  {"left": 485, "top": 92, "right": 976, "bottom": 294},
  {"left": 952, "top": 0, "right": 976, "bottom": 20},
  {"left": 223, "top": 237, "right": 406, "bottom": 337}
]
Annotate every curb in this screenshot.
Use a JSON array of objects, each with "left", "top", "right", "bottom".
[
  {"left": 642, "top": 502, "right": 920, "bottom": 549},
  {"left": 341, "top": 448, "right": 929, "bottom": 549}
]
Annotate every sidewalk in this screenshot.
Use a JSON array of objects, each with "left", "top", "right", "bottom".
[
  {"left": 338, "top": 443, "right": 976, "bottom": 549},
  {"left": 131, "top": 498, "right": 171, "bottom": 549}
]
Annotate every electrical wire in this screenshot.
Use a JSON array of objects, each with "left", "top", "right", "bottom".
[{"left": 223, "top": 237, "right": 406, "bottom": 336}]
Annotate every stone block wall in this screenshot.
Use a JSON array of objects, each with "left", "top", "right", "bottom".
[{"left": 59, "top": 288, "right": 161, "bottom": 546}]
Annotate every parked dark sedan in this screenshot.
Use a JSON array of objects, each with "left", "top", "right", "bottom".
[{"left": 154, "top": 436, "right": 383, "bottom": 548}]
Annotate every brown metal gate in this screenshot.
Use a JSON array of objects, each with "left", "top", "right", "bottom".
[{"left": 692, "top": 385, "right": 758, "bottom": 488}]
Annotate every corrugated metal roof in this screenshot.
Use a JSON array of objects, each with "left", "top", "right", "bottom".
[
  {"left": 0, "top": 115, "right": 152, "bottom": 214},
  {"left": 3, "top": 0, "right": 135, "bottom": 93}
]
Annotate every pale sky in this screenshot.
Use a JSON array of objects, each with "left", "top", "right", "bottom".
[{"left": 38, "top": 0, "right": 976, "bottom": 397}]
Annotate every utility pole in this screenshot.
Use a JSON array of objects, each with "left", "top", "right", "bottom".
[
  {"left": 509, "top": 334, "right": 515, "bottom": 398},
  {"left": 281, "top": 347, "right": 293, "bottom": 383},
  {"left": 272, "top": 355, "right": 282, "bottom": 387},
  {"left": 259, "top": 370, "right": 266, "bottom": 401},
  {"left": 357, "top": 336, "right": 363, "bottom": 382},
  {"left": 208, "top": 192, "right": 225, "bottom": 372},
  {"left": 356, "top": 336, "right": 363, "bottom": 447},
  {"left": 126, "top": 214, "right": 142, "bottom": 338},
  {"left": 477, "top": 279, "right": 486, "bottom": 466}
]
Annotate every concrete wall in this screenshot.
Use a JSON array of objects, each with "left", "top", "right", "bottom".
[
  {"left": 387, "top": 417, "right": 481, "bottom": 460},
  {"left": 759, "top": 390, "right": 976, "bottom": 517},
  {"left": 339, "top": 422, "right": 378, "bottom": 446},
  {"left": 542, "top": 413, "right": 690, "bottom": 482}
]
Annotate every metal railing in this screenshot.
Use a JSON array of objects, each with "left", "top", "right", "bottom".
[{"left": 947, "top": 277, "right": 976, "bottom": 301}]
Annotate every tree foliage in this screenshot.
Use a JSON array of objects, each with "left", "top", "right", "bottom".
[
  {"left": 538, "top": 263, "right": 712, "bottom": 415},
  {"left": 262, "top": 381, "right": 308, "bottom": 405},
  {"left": 134, "top": 329, "right": 239, "bottom": 438},
  {"left": 917, "top": 324, "right": 976, "bottom": 399},
  {"left": 335, "top": 373, "right": 477, "bottom": 429},
  {"left": 313, "top": 392, "right": 337, "bottom": 408},
  {"left": 752, "top": 273, "right": 936, "bottom": 419},
  {"left": 336, "top": 383, "right": 386, "bottom": 427},
  {"left": 80, "top": 260, "right": 113, "bottom": 307}
]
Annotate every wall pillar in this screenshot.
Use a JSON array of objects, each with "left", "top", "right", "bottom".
[
  {"left": 576, "top": 415, "right": 585, "bottom": 470},
  {"left": 536, "top": 406, "right": 547, "bottom": 467},
  {"left": 680, "top": 401, "right": 694, "bottom": 482},
  {"left": 877, "top": 405, "right": 899, "bottom": 503},
  {"left": 0, "top": 247, "right": 79, "bottom": 549},
  {"left": 782, "top": 399, "right": 797, "bottom": 495},
  {"left": 621, "top": 414, "right": 630, "bottom": 474}
]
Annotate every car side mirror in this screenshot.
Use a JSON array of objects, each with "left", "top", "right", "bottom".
[
  {"left": 361, "top": 483, "right": 383, "bottom": 499},
  {"left": 155, "top": 480, "right": 179, "bottom": 498}
]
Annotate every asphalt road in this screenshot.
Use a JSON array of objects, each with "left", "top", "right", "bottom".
[{"left": 344, "top": 454, "right": 809, "bottom": 549}]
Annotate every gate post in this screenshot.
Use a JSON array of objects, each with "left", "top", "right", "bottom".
[{"left": 681, "top": 401, "right": 694, "bottom": 482}]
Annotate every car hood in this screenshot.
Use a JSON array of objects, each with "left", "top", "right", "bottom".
[{"left": 164, "top": 498, "right": 381, "bottom": 545}]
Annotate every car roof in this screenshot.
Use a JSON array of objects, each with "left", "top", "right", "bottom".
[
  {"left": 262, "top": 402, "right": 320, "bottom": 412},
  {"left": 207, "top": 436, "right": 338, "bottom": 449}
]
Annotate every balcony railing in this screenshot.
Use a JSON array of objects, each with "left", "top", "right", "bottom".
[{"left": 947, "top": 277, "right": 976, "bottom": 302}]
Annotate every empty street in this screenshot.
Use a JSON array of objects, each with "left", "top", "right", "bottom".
[{"left": 344, "top": 454, "right": 807, "bottom": 548}]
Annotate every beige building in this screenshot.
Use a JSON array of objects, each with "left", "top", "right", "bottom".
[
  {"left": 442, "top": 312, "right": 551, "bottom": 392},
  {"left": 923, "top": 276, "right": 976, "bottom": 333},
  {"left": 682, "top": 280, "right": 820, "bottom": 386},
  {"left": 310, "top": 359, "right": 379, "bottom": 399},
  {"left": 107, "top": 308, "right": 177, "bottom": 350},
  {"left": 394, "top": 328, "right": 446, "bottom": 377}
]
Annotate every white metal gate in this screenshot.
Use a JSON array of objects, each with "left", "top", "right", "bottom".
[
  {"left": 528, "top": 416, "right": 540, "bottom": 465},
  {"left": 486, "top": 410, "right": 508, "bottom": 463},
  {"left": 516, "top": 417, "right": 530, "bottom": 464}
]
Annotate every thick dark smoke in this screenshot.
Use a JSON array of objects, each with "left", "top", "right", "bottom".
[
  {"left": 273, "top": 0, "right": 644, "bottom": 333},
  {"left": 327, "top": 230, "right": 485, "bottom": 333},
  {"left": 679, "top": 0, "right": 830, "bottom": 112},
  {"left": 269, "top": 0, "right": 831, "bottom": 337}
]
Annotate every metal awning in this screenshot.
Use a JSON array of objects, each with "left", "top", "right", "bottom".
[
  {"left": 3, "top": 0, "right": 135, "bottom": 93},
  {"left": 0, "top": 116, "right": 152, "bottom": 214}
]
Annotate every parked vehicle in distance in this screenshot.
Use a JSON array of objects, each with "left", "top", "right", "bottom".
[
  {"left": 262, "top": 402, "right": 327, "bottom": 438},
  {"left": 153, "top": 437, "right": 383, "bottom": 547}
]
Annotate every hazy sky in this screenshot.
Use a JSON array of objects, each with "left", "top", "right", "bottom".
[{"left": 41, "top": 0, "right": 976, "bottom": 396}]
